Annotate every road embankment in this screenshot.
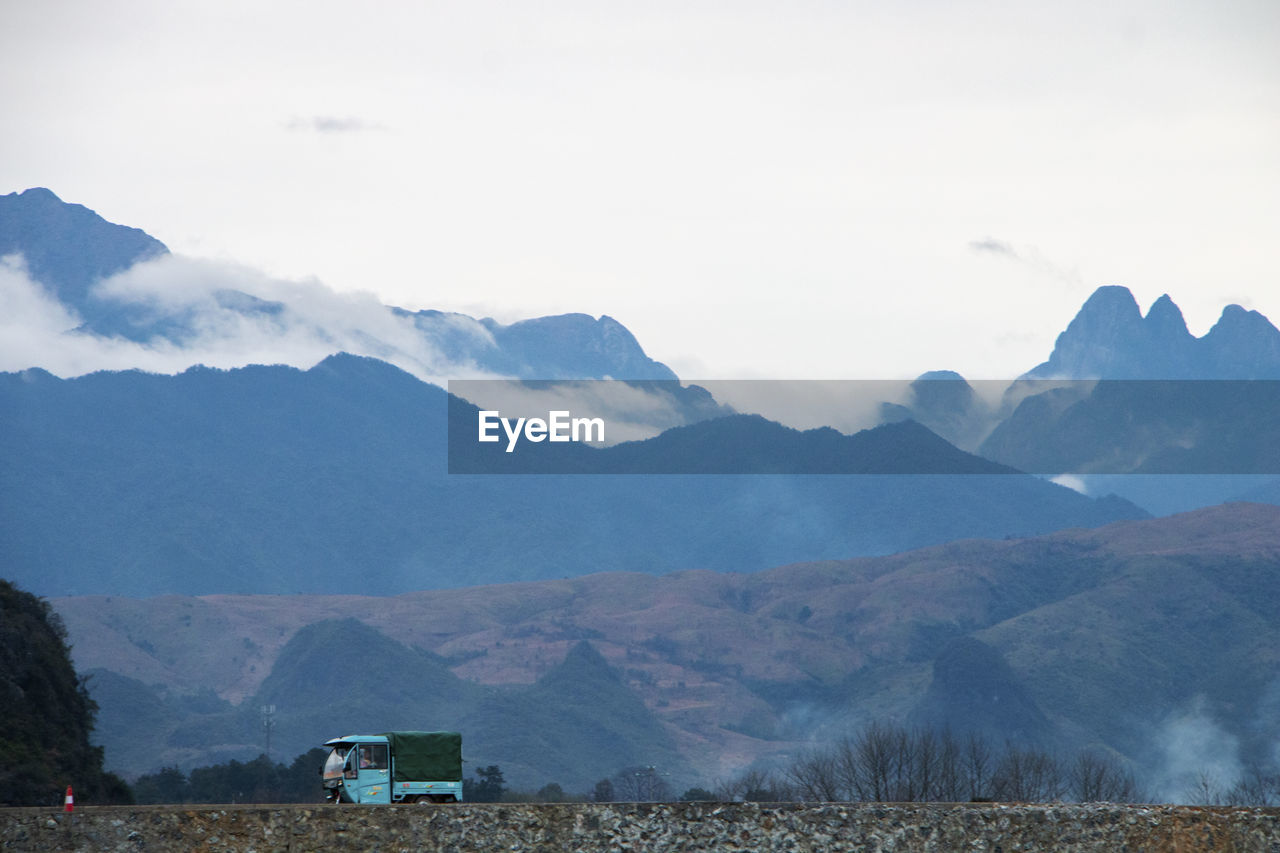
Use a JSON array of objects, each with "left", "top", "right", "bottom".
[{"left": 2, "top": 801, "right": 1278, "bottom": 852}]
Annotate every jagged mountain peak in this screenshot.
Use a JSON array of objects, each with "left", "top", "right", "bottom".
[
  {"left": 477, "top": 311, "right": 677, "bottom": 380},
  {"left": 1078, "top": 284, "right": 1143, "bottom": 316},
  {"left": 1063, "top": 285, "right": 1144, "bottom": 337},
  {"left": 1209, "top": 303, "right": 1274, "bottom": 334},
  {"left": 1027, "top": 286, "right": 1280, "bottom": 379},
  {"left": 1143, "top": 293, "right": 1192, "bottom": 339},
  {"left": 1200, "top": 303, "right": 1280, "bottom": 376},
  {"left": 1026, "top": 286, "right": 1145, "bottom": 379},
  {"left": 0, "top": 187, "right": 168, "bottom": 313},
  {"left": 14, "top": 186, "right": 64, "bottom": 203}
]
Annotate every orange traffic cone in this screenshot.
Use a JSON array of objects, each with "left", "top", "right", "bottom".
[{"left": 64, "top": 785, "right": 74, "bottom": 813}]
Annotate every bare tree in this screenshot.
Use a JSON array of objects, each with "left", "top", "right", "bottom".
[
  {"left": 1225, "top": 764, "right": 1280, "bottom": 807},
  {"left": 909, "top": 728, "right": 941, "bottom": 802},
  {"left": 786, "top": 748, "right": 845, "bottom": 802},
  {"left": 793, "top": 724, "right": 1004, "bottom": 803},
  {"left": 1068, "top": 751, "right": 1142, "bottom": 803},
  {"left": 993, "top": 746, "right": 1063, "bottom": 802},
  {"left": 849, "top": 721, "right": 902, "bottom": 801},
  {"left": 716, "top": 768, "right": 793, "bottom": 803},
  {"left": 591, "top": 777, "right": 614, "bottom": 803},
  {"left": 930, "top": 729, "right": 967, "bottom": 802},
  {"left": 833, "top": 736, "right": 860, "bottom": 801},
  {"left": 1184, "top": 770, "right": 1224, "bottom": 806},
  {"left": 962, "top": 731, "right": 995, "bottom": 801},
  {"left": 782, "top": 722, "right": 1164, "bottom": 805},
  {"left": 611, "top": 765, "right": 672, "bottom": 802}
]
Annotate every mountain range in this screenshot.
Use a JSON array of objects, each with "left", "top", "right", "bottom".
[
  {"left": 7, "top": 186, "right": 1280, "bottom": 491},
  {"left": 1026, "top": 284, "right": 1280, "bottom": 380},
  {"left": 875, "top": 289, "right": 1280, "bottom": 512},
  {"left": 6, "top": 187, "right": 1280, "bottom": 794},
  {"left": 0, "top": 353, "right": 1142, "bottom": 598},
  {"left": 53, "top": 502, "right": 1280, "bottom": 794},
  {"left": 978, "top": 379, "right": 1280, "bottom": 475},
  {"left": 0, "top": 187, "right": 676, "bottom": 382}
]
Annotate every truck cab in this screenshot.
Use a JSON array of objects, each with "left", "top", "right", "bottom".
[
  {"left": 322, "top": 732, "right": 463, "bottom": 804},
  {"left": 323, "top": 735, "right": 392, "bottom": 803}
]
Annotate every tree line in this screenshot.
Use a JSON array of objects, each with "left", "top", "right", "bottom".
[
  {"left": 714, "top": 723, "right": 1280, "bottom": 807},
  {"left": 128, "top": 722, "right": 1280, "bottom": 806},
  {"left": 575, "top": 724, "right": 1143, "bottom": 805},
  {"left": 742, "top": 722, "right": 1143, "bottom": 804},
  {"left": 131, "top": 750, "right": 328, "bottom": 805}
]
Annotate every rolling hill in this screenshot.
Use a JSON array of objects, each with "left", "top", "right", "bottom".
[
  {"left": 1, "top": 354, "right": 1143, "bottom": 598},
  {"left": 54, "top": 502, "right": 1280, "bottom": 792}
]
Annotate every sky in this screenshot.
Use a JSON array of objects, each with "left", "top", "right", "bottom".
[{"left": 2, "top": 0, "right": 1278, "bottom": 380}]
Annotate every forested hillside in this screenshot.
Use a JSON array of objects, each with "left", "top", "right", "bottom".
[{"left": 0, "top": 580, "right": 130, "bottom": 805}]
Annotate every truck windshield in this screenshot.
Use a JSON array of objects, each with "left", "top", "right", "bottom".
[{"left": 323, "top": 746, "right": 350, "bottom": 780}]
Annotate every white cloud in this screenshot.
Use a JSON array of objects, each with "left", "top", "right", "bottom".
[
  {"left": 0, "top": 251, "right": 502, "bottom": 383},
  {"left": 1049, "top": 474, "right": 1090, "bottom": 495},
  {"left": 3, "top": 252, "right": 928, "bottom": 439},
  {"left": 970, "top": 237, "right": 1083, "bottom": 290},
  {"left": 4, "top": 253, "right": 756, "bottom": 448},
  {"left": 285, "top": 116, "right": 387, "bottom": 134}
]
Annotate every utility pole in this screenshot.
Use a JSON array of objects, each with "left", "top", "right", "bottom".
[{"left": 261, "top": 704, "right": 276, "bottom": 758}]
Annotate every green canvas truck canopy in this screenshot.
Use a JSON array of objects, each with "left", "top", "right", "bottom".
[{"left": 381, "top": 731, "right": 463, "bottom": 782}]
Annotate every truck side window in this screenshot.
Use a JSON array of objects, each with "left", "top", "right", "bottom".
[{"left": 365, "top": 744, "right": 388, "bottom": 770}]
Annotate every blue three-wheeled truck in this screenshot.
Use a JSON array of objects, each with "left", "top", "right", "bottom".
[{"left": 322, "top": 731, "right": 463, "bottom": 804}]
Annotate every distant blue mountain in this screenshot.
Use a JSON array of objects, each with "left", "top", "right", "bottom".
[
  {"left": 449, "top": 396, "right": 1019, "bottom": 474},
  {"left": 399, "top": 309, "right": 678, "bottom": 380},
  {"left": 1025, "top": 285, "right": 1280, "bottom": 379},
  {"left": 0, "top": 187, "right": 168, "bottom": 314},
  {"left": 980, "top": 286, "right": 1280, "bottom": 512},
  {"left": 0, "top": 355, "right": 1144, "bottom": 597},
  {"left": 878, "top": 371, "right": 996, "bottom": 451},
  {"left": 0, "top": 187, "right": 676, "bottom": 381},
  {"left": 979, "top": 379, "right": 1280, "bottom": 476}
]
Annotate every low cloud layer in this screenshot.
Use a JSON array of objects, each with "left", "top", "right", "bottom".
[
  {"left": 0, "top": 253, "right": 733, "bottom": 439},
  {"left": 0, "top": 251, "right": 492, "bottom": 383}
]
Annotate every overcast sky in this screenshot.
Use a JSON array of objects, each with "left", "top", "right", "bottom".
[{"left": 3, "top": 0, "right": 1278, "bottom": 379}]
